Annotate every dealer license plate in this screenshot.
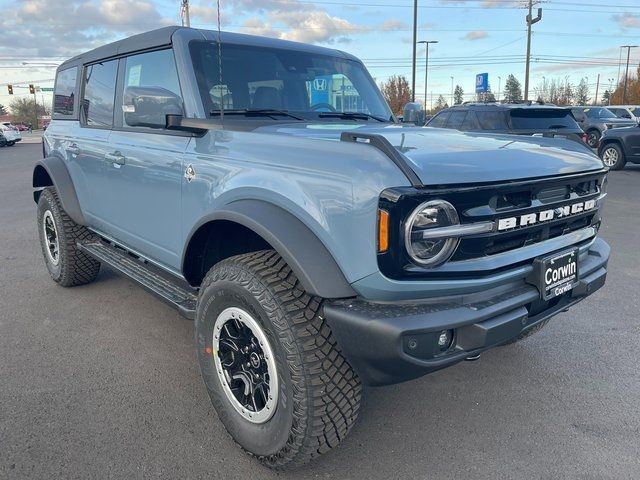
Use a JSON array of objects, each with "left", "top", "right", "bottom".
[{"left": 533, "top": 248, "right": 579, "bottom": 300}]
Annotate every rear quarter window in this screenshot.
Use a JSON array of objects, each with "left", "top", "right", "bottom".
[
  {"left": 509, "top": 109, "right": 580, "bottom": 130},
  {"left": 475, "top": 111, "right": 508, "bottom": 130},
  {"left": 53, "top": 67, "right": 78, "bottom": 118},
  {"left": 445, "top": 110, "right": 467, "bottom": 129}
]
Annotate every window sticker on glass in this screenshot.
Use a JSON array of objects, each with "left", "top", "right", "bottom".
[{"left": 128, "top": 65, "right": 141, "bottom": 86}]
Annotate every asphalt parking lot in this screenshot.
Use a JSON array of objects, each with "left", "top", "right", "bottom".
[{"left": 1, "top": 142, "right": 639, "bottom": 479}]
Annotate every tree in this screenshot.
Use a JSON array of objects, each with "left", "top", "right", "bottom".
[
  {"left": 453, "top": 85, "right": 464, "bottom": 105},
  {"left": 482, "top": 88, "right": 496, "bottom": 103},
  {"left": 9, "top": 97, "right": 49, "bottom": 125},
  {"left": 0, "top": 104, "right": 7, "bottom": 116},
  {"left": 503, "top": 74, "right": 522, "bottom": 102},
  {"left": 575, "top": 78, "right": 589, "bottom": 105},
  {"left": 379, "top": 75, "right": 412, "bottom": 116},
  {"left": 434, "top": 95, "right": 447, "bottom": 112},
  {"left": 601, "top": 89, "right": 612, "bottom": 105}
]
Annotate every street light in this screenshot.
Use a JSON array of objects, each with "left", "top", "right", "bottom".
[
  {"left": 450, "top": 76, "right": 454, "bottom": 105},
  {"left": 497, "top": 76, "right": 502, "bottom": 102},
  {"left": 608, "top": 77, "right": 615, "bottom": 105},
  {"left": 417, "top": 40, "right": 438, "bottom": 110}
]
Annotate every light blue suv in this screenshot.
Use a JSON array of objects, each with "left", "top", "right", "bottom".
[{"left": 35, "top": 26, "right": 610, "bottom": 468}]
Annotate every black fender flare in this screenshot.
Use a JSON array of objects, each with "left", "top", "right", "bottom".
[
  {"left": 33, "top": 156, "right": 86, "bottom": 225},
  {"left": 182, "top": 199, "right": 357, "bottom": 299}
]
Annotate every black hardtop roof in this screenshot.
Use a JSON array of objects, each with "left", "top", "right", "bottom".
[{"left": 57, "top": 26, "right": 359, "bottom": 72}]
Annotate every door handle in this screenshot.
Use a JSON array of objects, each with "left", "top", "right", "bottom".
[
  {"left": 67, "top": 143, "right": 81, "bottom": 155},
  {"left": 105, "top": 151, "right": 126, "bottom": 165}
]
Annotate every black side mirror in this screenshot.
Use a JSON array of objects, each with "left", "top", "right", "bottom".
[{"left": 123, "top": 86, "right": 183, "bottom": 128}]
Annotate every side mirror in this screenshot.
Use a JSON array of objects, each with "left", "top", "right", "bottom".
[{"left": 123, "top": 86, "right": 183, "bottom": 128}]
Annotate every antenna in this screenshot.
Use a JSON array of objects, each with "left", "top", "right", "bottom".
[
  {"left": 180, "top": 0, "right": 190, "bottom": 27},
  {"left": 217, "top": 0, "right": 224, "bottom": 124}
]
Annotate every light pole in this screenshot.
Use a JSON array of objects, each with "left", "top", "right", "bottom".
[
  {"left": 542, "top": 75, "right": 546, "bottom": 101},
  {"left": 411, "top": 0, "right": 418, "bottom": 102},
  {"left": 621, "top": 45, "right": 638, "bottom": 104},
  {"left": 497, "top": 76, "right": 502, "bottom": 102},
  {"left": 608, "top": 78, "right": 614, "bottom": 105},
  {"left": 450, "top": 76, "right": 454, "bottom": 105},
  {"left": 417, "top": 40, "right": 438, "bottom": 110}
]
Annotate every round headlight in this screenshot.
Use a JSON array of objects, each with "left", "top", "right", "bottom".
[{"left": 404, "top": 200, "right": 460, "bottom": 267}]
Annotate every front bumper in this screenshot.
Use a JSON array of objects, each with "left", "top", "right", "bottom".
[{"left": 324, "top": 238, "right": 610, "bottom": 386}]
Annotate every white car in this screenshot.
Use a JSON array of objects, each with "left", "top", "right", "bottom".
[
  {"left": 0, "top": 123, "right": 22, "bottom": 146},
  {"left": 608, "top": 106, "right": 640, "bottom": 124}
]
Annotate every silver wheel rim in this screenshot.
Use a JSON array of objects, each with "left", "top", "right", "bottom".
[
  {"left": 42, "top": 210, "right": 60, "bottom": 266},
  {"left": 602, "top": 147, "right": 618, "bottom": 167},
  {"left": 212, "top": 307, "right": 278, "bottom": 424}
]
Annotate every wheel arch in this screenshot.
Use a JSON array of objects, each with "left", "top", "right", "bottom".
[
  {"left": 181, "top": 199, "right": 356, "bottom": 299},
  {"left": 33, "top": 156, "right": 86, "bottom": 225}
]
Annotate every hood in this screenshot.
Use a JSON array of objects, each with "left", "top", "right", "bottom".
[{"left": 254, "top": 123, "right": 604, "bottom": 185}]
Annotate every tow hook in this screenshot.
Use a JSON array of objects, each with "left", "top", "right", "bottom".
[{"left": 465, "top": 354, "right": 481, "bottom": 361}]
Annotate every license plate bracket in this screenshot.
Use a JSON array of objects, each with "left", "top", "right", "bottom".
[{"left": 529, "top": 248, "right": 579, "bottom": 300}]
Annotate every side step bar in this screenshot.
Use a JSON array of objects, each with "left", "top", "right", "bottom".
[{"left": 78, "top": 240, "right": 198, "bottom": 319}]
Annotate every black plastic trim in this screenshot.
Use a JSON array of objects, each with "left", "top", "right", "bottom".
[
  {"left": 32, "top": 156, "right": 86, "bottom": 225},
  {"left": 181, "top": 200, "right": 357, "bottom": 299}
]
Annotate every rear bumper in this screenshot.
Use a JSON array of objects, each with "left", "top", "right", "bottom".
[{"left": 324, "top": 238, "right": 609, "bottom": 386}]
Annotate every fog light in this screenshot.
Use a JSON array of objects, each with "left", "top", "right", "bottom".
[{"left": 437, "top": 330, "right": 453, "bottom": 351}]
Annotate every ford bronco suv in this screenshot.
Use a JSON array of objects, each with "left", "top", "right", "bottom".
[{"left": 35, "top": 27, "right": 610, "bottom": 468}]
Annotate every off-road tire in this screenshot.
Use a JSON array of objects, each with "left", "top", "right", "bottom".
[
  {"left": 502, "top": 319, "right": 550, "bottom": 345},
  {"left": 37, "top": 187, "right": 100, "bottom": 287},
  {"left": 195, "top": 250, "right": 362, "bottom": 469}
]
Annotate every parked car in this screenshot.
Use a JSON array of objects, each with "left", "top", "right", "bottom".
[
  {"left": 570, "top": 107, "right": 636, "bottom": 148},
  {"left": 15, "top": 123, "right": 30, "bottom": 131},
  {"left": 598, "top": 124, "right": 640, "bottom": 169},
  {"left": 607, "top": 106, "right": 640, "bottom": 124},
  {"left": 36, "top": 26, "right": 610, "bottom": 468},
  {"left": 426, "top": 103, "right": 587, "bottom": 145},
  {"left": 0, "top": 123, "right": 21, "bottom": 146}
]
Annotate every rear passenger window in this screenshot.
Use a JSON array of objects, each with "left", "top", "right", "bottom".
[
  {"left": 53, "top": 67, "right": 77, "bottom": 117},
  {"left": 446, "top": 110, "right": 467, "bottom": 129},
  {"left": 475, "top": 111, "right": 507, "bottom": 130},
  {"left": 461, "top": 111, "right": 480, "bottom": 130},
  {"left": 428, "top": 111, "right": 450, "bottom": 128},
  {"left": 82, "top": 60, "right": 118, "bottom": 127},
  {"left": 122, "top": 49, "right": 183, "bottom": 127}
]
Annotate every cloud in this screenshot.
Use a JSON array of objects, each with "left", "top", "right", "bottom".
[
  {"left": 379, "top": 19, "right": 410, "bottom": 32},
  {"left": 462, "top": 30, "right": 489, "bottom": 41},
  {"left": 612, "top": 13, "right": 640, "bottom": 29}
]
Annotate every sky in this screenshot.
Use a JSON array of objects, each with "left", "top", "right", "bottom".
[{"left": 1, "top": 0, "right": 639, "bottom": 110}]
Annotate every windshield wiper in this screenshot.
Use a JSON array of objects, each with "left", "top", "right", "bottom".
[
  {"left": 318, "top": 112, "right": 389, "bottom": 122},
  {"left": 209, "top": 109, "right": 305, "bottom": 121}
]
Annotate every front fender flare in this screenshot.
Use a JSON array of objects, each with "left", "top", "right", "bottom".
[
  {"left": 182, "top": 200, "right": 357, "bottom": 299},
  {"left": 33, "top": 156, "right": 86, "bottom": 225}
]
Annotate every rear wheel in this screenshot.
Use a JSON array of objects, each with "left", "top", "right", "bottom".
[
  {"left": 195, "top": 250, "right": 362, "bottom": 468},
  {"left": 6, "top": 141, "right": 15, "bottom": 146},
  {"left": 600, "top": 143, "right": 626, "bottom": 170},
  {"left": 37, "top": 187, "right": 101, "bottom": 286}
]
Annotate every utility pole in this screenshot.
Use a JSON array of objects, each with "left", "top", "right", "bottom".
[
  {"left": 524, "top": 0, "right": 542, "bottom": 101},
  {"left": 593, "top": 73, "right": 600, "bottom": 106},
  {"left": 181, "top": 0, "right": 190, "bottom": 27},
  {"left": 608, "top": 78, "right": 614, "bottom": 105},
  {"left": 411, "top": 0, "right": 418, "bottom": 102},
  {"left": 417, "top": 40, "right": 438, "bottom": 110},
  {"left": 621, "top": 45, "right": 638, "bottom": 104}
]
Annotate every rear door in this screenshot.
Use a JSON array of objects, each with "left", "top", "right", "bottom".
[{"left": 104, "top": 48, "right": 189, "bottom": 270}]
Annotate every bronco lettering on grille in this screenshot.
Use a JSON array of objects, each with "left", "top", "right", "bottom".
[{"left": 497, "top": 199, "right": 597, "bottom": 231}]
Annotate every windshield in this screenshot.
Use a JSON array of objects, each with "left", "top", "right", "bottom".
[
  {"left": 509, "top": 108, "right": 579, "bottom": 130},
  {"left": 189, "top": 41, "right": 393, "bottom": 122},
  {"left": 584, "top": 107, "right": 617, "bottom": 119}
]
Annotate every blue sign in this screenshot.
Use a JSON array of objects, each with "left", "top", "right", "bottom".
[
  {"left": 310, "top": 75, "right": 331, "bottom": 105},
  {"left": 475, "top": 73, "right": 489, "bottom": 93}
]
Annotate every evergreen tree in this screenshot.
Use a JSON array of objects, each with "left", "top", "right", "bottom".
[
  {"left": 453, "top": 85, "right": 464, "bottom": 105},
  {"left": 575, "top": 78, "right": 590, "bottom": 105},
  {"left": 503, "top": 74, "right": 523, "bottom": 102}
]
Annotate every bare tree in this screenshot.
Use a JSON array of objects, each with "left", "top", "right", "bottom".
[{"left": 9, "top": 97, "right": 49, "bottom": 125}]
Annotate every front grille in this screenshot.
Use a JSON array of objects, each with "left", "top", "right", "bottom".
[{"left": 450, "top": 172, "right": 603, "bottom": 261}]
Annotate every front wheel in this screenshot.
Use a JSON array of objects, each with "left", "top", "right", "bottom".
[
  {"left": 6, "top": 141, "right": 15, "bottom": 146},
  {"left": 586, "top": 130, "right": 600, "bottom": 148},
  {"left": 600, "top": 143, "right": 626, "bottom": 170},
  {"left": 196, "top": 250, "right": 362, "bottom": 469}
]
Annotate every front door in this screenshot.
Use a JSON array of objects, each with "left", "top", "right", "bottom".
[{"left": 96, "top": 48, "right": 189, "bottom": 271}]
